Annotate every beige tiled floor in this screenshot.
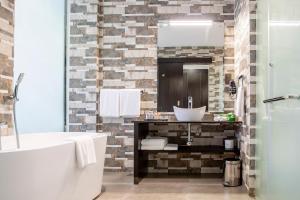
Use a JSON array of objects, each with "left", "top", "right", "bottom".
[{"left": 98, "top": 173, "right": 254, "bottom": 200}]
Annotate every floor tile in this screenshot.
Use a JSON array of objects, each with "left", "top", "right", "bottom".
[{"left": 98, "top": 173, "right": 254, "bottom": 200}]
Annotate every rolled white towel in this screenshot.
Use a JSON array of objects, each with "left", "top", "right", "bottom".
[
  {"left": 141, "top": 138, "right": 168, "bottom": 147},
  {"left": 164, "top": 144, "right": 178, "bottom": 151},
  {"left": 146, "top": 136, "right": 167, "bottom": 139},
  {"left": 141, "top": 145, "right": 165, "bottom": 150}
]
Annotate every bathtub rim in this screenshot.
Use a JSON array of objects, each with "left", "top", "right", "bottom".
[{"left": 0, "top": 132, "right": 108, "bottom": 153}]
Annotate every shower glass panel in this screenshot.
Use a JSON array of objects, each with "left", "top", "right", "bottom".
[
  {"left": 14, "top": 0, "right": 66, "bottom": 133},
  {"left": 257, "top": 0, "right": 300, "bottom": 199}
]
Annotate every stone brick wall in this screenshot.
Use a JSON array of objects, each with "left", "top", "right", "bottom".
[
  {"left": 100, "top": 0, "right": 235, "bottom": 172},
  {"left": 234, "top": 0, "right": 256, "bottom": 196},
  {"left": 68, "top": 0, "right": 236, "bottom": 172},
  {"left": 67, "top": 0, "right": 102, "bottom": 132},
  {"left": 67, "top": 0, "right": 259, "bottom": 194},
  {"left": 158, "top": 46, "right": 224, "bottom": 112},
  {"left": 0, "top": 0, "right": 14, "bottom": 135}
]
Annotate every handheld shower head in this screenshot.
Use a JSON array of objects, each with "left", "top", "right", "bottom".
[
  {"left": 16, "top": 73, "right": 25, "bottom": 86},
  {"left": 13, "top": 73, "right": 25, "bottom": 101}
]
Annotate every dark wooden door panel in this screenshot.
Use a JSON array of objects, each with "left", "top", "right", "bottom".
[
  {"left": 158, "top": 58, "right": 211, "bottom": 112},
  {"left": 183, "top": 69, "right": 208, "bottom": 110},
  {"left": 158, "top": 62, "right": 183, "bottom": 112}
]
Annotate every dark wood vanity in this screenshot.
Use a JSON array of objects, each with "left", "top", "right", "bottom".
[{"left": 133, "top": 120, "right": 242, "bottom": 184}]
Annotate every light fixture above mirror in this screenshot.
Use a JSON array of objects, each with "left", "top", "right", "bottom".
[
  {"left": 159, "top": 20, "right": 213, "bottom": 27},
  {"left": 168, "top": 20, "right": 213, "bottom": 26},
  {"left": 158, "top": 21, "right": 224, "bottom": 47}
]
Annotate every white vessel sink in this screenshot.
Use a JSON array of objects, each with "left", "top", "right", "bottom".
[{"left": 173, "top": 106, "right": 206, "bottom": 122}]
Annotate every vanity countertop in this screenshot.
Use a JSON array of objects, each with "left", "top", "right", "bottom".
[{"left": 132, "top": 120, "right": 242, "bottom": 124}]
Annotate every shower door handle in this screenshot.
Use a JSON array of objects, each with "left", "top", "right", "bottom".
[{"left": 263, "top": 95, "right": 300, "bottom": 103}]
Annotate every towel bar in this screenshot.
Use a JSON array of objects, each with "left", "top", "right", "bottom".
[{"left": 263, "top": 95, "right": 300, "bottom": 103}]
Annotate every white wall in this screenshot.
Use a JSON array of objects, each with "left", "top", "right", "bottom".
[
  {"left": 14, "top": 0, "right": 65, "bottom": 133},
  {"left": 158, "top": 23, "right": 224, "bottom": 47}
]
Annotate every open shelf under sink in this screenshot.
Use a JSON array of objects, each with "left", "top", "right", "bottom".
[{"left": 139, "top": 145, "right": 240, "bottom": 154}]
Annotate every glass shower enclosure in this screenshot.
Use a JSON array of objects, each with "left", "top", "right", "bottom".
[{"left": 257, "top": 0, "right": 300, "bottom": 199}]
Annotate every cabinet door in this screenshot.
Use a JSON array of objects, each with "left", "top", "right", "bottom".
[
  {"left": 183, "top": 69, "right": 208, "bottom": 109},
  {"left": 158, "top": 63, "right": 184, "bottom": 112}
]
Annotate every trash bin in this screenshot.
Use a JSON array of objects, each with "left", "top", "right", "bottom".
[{"left": 223, "top": 158, "right": 242, "bottom": 187}]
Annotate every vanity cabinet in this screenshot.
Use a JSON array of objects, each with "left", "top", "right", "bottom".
[{"left": 133, "top": 121, "right": 242, "bottom": 184}]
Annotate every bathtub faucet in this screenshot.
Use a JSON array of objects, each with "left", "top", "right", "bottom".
[
  {"left": 0, "top": 122, "right": 7, "bottom": 151},
  {"left": 4, "top": 73, "right": 25, "bottom": 149}
]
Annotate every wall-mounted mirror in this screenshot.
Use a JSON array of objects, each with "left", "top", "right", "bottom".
[{"left": 157, "top": 21, "right": 225, "bottom": 112}]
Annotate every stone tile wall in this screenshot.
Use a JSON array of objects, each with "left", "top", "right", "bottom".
[
  {"left": 158, "top": 46, "right": 224, "bottom": 112},
  {"left": 234, "top": 0, "right": 256, "bottom": 196},
  {"left": 67, "top": 0, "right": 102, "bottom": 132},
  {"left": 100, "top": 0, "right": 236, "bottom": 172},
  {"left": 67, "top": 0, "right": 257, "bottom": 194},
  {"left": 0, "top": 0, "right": 14, "bottom": 135}
]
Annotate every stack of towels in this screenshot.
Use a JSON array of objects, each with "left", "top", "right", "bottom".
[
  {"left": 141, "top": 137, "right": 178, "bottom": 151},
  {"left": 99, "top": 89, "right": 141, "bottom": 118}
]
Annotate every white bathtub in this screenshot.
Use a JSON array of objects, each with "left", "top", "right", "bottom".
[{"left": 0, "top": 132, "right": 107, "bottom": 200}]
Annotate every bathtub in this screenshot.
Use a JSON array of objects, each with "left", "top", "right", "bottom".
[{"left": 0, "top": 132, "right": 107, "bottom": 200}]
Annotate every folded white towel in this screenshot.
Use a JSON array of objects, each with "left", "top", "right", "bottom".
[
  {"left": 119, "top": 89, "right": 141, "bottom": 117},
  {"left": 100, "top": 89, "right": 120, "bottom": 118},
  {"left": 141, "top": 138, "right": 168, "bottom": 147},
  {"left": 164, "top": 144, "right": 178, "bottom": 151},
  {"left": 234, "top": 85, "right": 245, "bottom": 118},
  {"left": 141, "top": 145, "right": 165, "bottom": 150},
  {"left": 69, "top": 136, "right": 97, "bottom": 169}
]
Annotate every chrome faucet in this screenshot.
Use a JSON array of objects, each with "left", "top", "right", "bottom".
[
  {"left": 188, "top": 96, "right": 193, "bottom": 109},
  {"left": 0, "top": 122, "right": 7, "bottom": 151}
]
